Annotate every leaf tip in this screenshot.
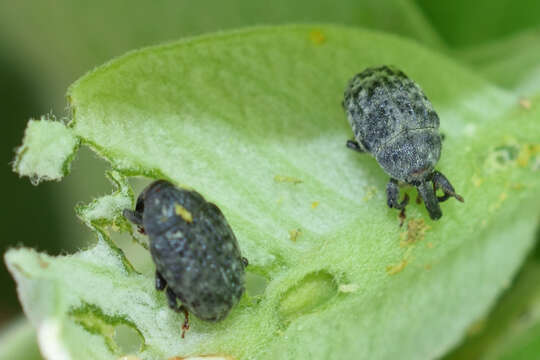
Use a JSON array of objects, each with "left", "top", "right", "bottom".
[{"left": 12, "top": 115, "right": 79, "bottom": 185}]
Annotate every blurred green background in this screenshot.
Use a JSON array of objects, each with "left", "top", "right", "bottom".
[{"left": 1, "top": 1, "right": 539, "bottom": 359}]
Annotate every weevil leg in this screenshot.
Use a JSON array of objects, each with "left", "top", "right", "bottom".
[
  {"left": 166, "top": 287, "right": 179, "bottom": 311},
  {"left": 165, "top": 287, "right": 190, "bottom": 338},
  {"left": 155, "top": 271, "right": 167, "bottom": 291},
  {"left": 386, "top": 179, "right": 409, "bottom": 225},
  {"left": 123, "top": 209, "right": 145, "bottom": 233},
  {"left": 123, "top": 209, "right": 143, "bottom": 226},
  {"left": 398, "top": 208, "right": 406, "bottom": 227},
  {"left": 417, "top": 181, "right": 442, "bottom": 220},
  {"left": 346, "top": 139, "right": 365, "bottom": 153},
  {"left": 432, "top": 182, "right": 451, "bottom": 202},
  {"left": 179, "top": 305, "right": 190, "bottom": 339},
  {"left": 386, "top": 179, "right": 409, "bottom": 210},
  {"left": 432, "top": 171, "right": 464, "bottom": 203}
]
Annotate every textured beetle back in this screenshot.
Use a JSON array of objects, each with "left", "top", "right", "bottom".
[
  {"left": 143, "top": 183, "right": 246, "bottom": 322},
  {"left": 343, "top": 66, "right": 440, "bottom": 155}
]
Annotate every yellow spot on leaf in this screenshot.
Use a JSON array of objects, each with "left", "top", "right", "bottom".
[
  {"left": 519, "top": 98, "right": 532, "bottom": 110},
  {"left": 309, "top": 30, "right": 326, "bottom": 44},
  {"left": 289, "top": 229, "right": 302, "bottom": 242},
  {"left": 362, "top": 186, "right": 377, "bottom": 201},
  {"left": 37, "top": 255, "right": 49, "bottom": 269},
  {"left": 489, "top": 192, "right": 508, "bottom": 212},
  {"left": 471, "top": 173, "right": 483, "bottom": 187},
  {"left": 485, "top": 141, "right": 540, "bottom": 172},
  {"left": 311, "top": 201, "right": 319, "bottom": 209},
  {"left": 425, "top": 264, "right": 432, "bottom": 270},
  {"left": 274, "top": 175, "right": 303, "bottom": 184},
  {"left": 517, "top": 143, "right": 540, "bottom": 167},
  {"left": 400, "top": 218, "right": 430, "bottom": 247},
  {"left": 175, "top": 203, "right": 193, "bottom": 223},
  {"left": 426, "top": 242, "right": 434, "bottom": 249},
  {"left": 386, "top": 259, "right": 408, "bottom": 275}
]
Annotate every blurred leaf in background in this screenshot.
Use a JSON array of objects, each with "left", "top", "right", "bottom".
[
  {"left": 415, "top": 0, "right": 540, "bottom": 47},
  {"left": 0, "top": 0, "right": 441, "bottom": 112},
  {"left": 445, "top": 230, "right": 540, "bottom": 359},
  {"left": 0, "top": 48, "right": 64, "bottom": 321}
]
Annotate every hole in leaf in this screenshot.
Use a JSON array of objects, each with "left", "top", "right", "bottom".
[
  {"left": 114, "top": 324, "right": 143, "bottom": 354},
  {"left": 112, "top": 231, "right": 153, "bottom": 273},
  {"left": 69, "top": 302, "right": 145, "bottom": 354},
  {"left": 278, "top": 271, "right": 338, "bottom": 324},
  {"left": 127, "top": 176, "right": 154, "bottom": 196},
  {"left": 493, "top": 145, "right": 520, "bottom": 163},
  {"left": 485, "top": 144, "right": 521, "bottom": 172}
]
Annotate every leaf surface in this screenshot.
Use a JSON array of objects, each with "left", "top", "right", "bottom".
[{"left": 7, "top": 25, "right": 540, "bottom": 360}]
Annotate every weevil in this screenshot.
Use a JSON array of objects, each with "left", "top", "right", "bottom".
[
  {"left": 343, "top": 66, "right": 463, "bottom": 221},
  {"left": 123, "top": 180, "right": 248, "bottom": 337}
]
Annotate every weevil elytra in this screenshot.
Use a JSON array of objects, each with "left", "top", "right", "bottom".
[
  {"left": 343, "top": 66, "right": 463, "bottom": 220},
  {"left": 124, "top": 180, "right": 248, "bottom": 337}
]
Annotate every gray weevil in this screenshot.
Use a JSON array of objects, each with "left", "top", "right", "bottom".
[
  {"left": 343, "top": 65, "right": 463, "bottom": 220},
  {"left": 123, "top": 180, "right": 248, "bottom": 337}
]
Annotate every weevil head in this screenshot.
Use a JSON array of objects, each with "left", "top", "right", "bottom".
[
  {"left": 123, "top": 180, "right": 175, "bottom": 227},
  {"left": 406, "top": 164, "right": 435, "bottom": 184},
  {"left": 136, "top": 180, "right": 174, "bottom": 211}
]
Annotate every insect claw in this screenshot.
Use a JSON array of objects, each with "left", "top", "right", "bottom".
[
  {"left": 180, "top": 306, "right": 190, "bottom": 339},
  {"left": 399, "top": 208, "right": 406, "bottom": 227}
]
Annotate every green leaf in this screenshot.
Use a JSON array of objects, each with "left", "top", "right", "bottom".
[
  {"left": 8, "top": 25, "right": 540, "bottom": 359},
  {"left": 12, "top": 116, "right": 79, "bottom": 185},
  {"left": 0, "top": 318, "right": 41, "bottom": 360},
  {"left": 414, "top": 0, "right": 540, "bottom": 47},
  {"left": 0, "top": 0, "right": 442, "bottom": 112},
  {"left": 454, "top": 28, "right": 540, "bottom": 96},
  {"left": 444, "top": 240, "right": 540, "bottom": 360}
]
